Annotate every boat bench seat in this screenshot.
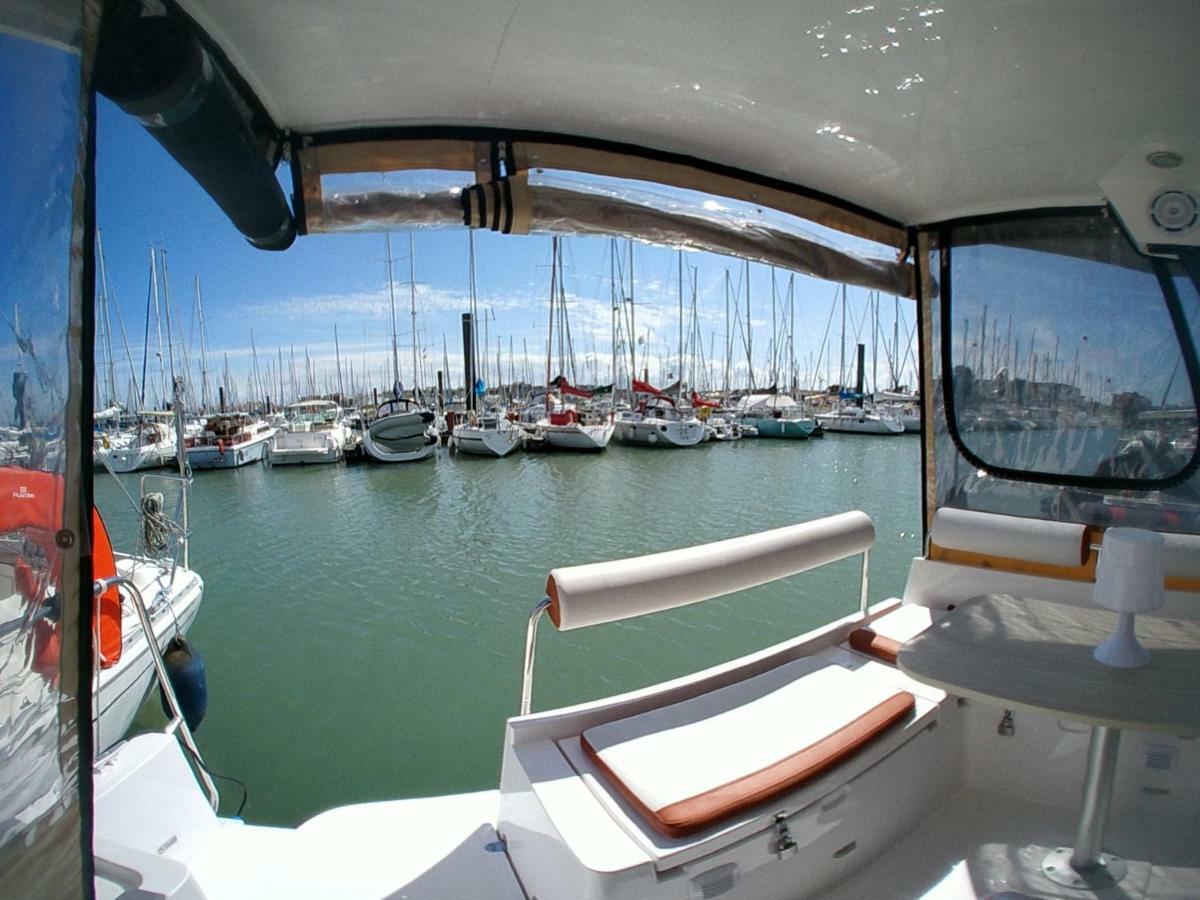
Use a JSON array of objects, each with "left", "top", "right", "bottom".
[
  {"left": 848, "top": 603, "right": 941, "bottom": 665},
  {"left": 578, "top": 657, "right": 915, "bottom": 838}
]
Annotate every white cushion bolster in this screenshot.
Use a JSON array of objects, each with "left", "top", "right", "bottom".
[
  {"left": 547, "top": 511, "right": 874, "bottom": 630},
  {"left": 931, "top": 508, "right": 1089, "bottom": 568}
]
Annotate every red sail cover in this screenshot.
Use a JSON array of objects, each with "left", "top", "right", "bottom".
[
  {"left": 632, "top": 379, "right": 663, "bottom": 396},
  {"left": 691, "top": 391, "right": 720, "bottom": 408},
  {"left": 0, "top": 467, "right": 121, "bottom": 669},
  {"left": 551, "top": 375, "right": 593, "bottom": 399}
]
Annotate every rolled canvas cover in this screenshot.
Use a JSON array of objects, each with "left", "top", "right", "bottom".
[{"left": 546, "top": 511, "right": 874, "bottom": 631}]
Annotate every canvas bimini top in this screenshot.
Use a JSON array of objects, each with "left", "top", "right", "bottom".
[{"left": 93, "top": 0, "right": 1199, "bottom": 260}]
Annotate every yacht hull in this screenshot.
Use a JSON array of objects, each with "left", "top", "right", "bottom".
[
  {"left": 267, "top": 430, "right": 347, "bottom": 465},
  {"left": 814, "top": 412, "right": 904, "bottom": 435},
  {"left": 740, "top": 416, "right": 815, "bottom": 439},
  {"left": 453, "top": 425, "right": 521, "bottom": 457},
  {"left": 106, "top": 441, "right": 178, "bottom": 473},
  {"left": 94, "top": 556, "right": 204, "bottom": 753},
  {"left": 614, "top": 418, "right": 705, "bottom": 447},
  {"left": 362, "top": 430, "right": 438, "bottom": 463},
  {"left": 187, "top": 433, "right": 273, "bottom": 469},
  {"left": 539, "top": 421, "right": 614, "bottom": 451}
]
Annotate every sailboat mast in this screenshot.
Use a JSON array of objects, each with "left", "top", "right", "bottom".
[
  {"left": 159, "top": 250, "right": 179, "bottom": 407},
  {"left": 385, "top": 234, "right": 400, "bottom": 390},
  {"left": 839, "top": 284, "right": 847, "bottom": 389},
  {"left": 892, "top": 295, "right": 900, "bottom": 389},
  {"left": 628, "top": 239, "right": 636, "bottom": 384},
  {"left": 195, "top": 277, "right": 212, "bottom": 411},
  {"left": 408, "top": 232, "right": 419, "bottom": 397},
  {"left": 545, "top": 238, "right": 558, "bottom": 413},
  {"left": 677, "top": 250, "right": 684, "bottom": 399},
  {"left": 745, "top": 259, "right": 754, "bottom": 390},
  {"left": 610, "top": 239, "right": 617, "bottom": 392},
  {"left": 723, "top": 269, "right": 731, "bottom": 400},
  {"left": 788, "top": 274, "right": 796, "bottom": 396},
  {"left": 96, "top": 230, "right": 118, "bottom": 406},
  {"left": 148, "top": 247, "right": 166, "bottom": 407}
]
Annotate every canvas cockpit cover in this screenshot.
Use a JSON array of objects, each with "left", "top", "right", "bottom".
[{"left": 0, "top": 2, "right": 97, "bottom": 895}]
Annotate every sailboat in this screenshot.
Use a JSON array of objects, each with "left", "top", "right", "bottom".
[
  {"left": 451, "top": 233, "right": 521, "bottom": 457},
  {"left": 614, "top": 251, "right": 706, "bottom": 448},
  {"left": 362, "top": 233, "right": 438, "bottom": 463},
  {"left": 535, "top": 237, "right": 614, "bottom": 451},
  {"left": 105, "top": 410, "right": 178, "bottom": 472}
]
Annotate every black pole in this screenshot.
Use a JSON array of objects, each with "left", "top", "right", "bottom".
[
  {"left": 462, "top": 312, "right": 476, "bottom": 412},
  {"left": 218, "top": 385, "right": 226, "bottom": 413},
  {"left": 855, "top": 343, "right": 866, "bottom": 407}
]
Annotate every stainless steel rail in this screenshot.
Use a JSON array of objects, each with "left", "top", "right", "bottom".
[{"left": 519, "top": 597, "right": 552, "bottom": 716}]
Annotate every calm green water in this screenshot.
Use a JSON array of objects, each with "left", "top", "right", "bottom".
[{"left": 94, "top": 435, "right": 921, "bottom": 826}]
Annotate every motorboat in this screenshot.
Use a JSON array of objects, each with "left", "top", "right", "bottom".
[
  {"left": 362, "top": 397, "right": 438, "bottom": 463},
  {"left": 267, "top": 399, "right": 352, "bottom": 465},
  {"left": 704, "top": 415, "right": 743, "bottom": 442},
  {"left": 185, "top": 414, "right": 276, "bottom": 469},
  {"left": 614, "top": 396, "right": 706, "bottom": 448},
  {"left": 735, "top": 394, "right": 818, "bottom": 439},
  {"left": 7, "top": 3, "right": 1200, "bottom": 900},
  {"left": 105, "top": 412, "right": 179, "bottom": 473},
  {"left": 452, "top": 410, "right": 522, "bottom": 458}
]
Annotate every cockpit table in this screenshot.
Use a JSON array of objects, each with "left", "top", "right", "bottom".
[{"left": 897, "top": 593, "right": 1200, "bottom": 889}]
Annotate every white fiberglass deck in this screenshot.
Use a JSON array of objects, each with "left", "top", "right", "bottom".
[{"left": 824, "top": 786, "right": 1200, "bottom": 900}]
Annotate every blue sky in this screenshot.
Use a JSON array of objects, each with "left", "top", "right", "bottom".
[{"left": 94, "top": 96, "right": 916, "bottom": 410}]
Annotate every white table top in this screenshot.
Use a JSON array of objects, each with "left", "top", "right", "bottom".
[{"left": 897, "top": 594, "right": 1200, "bottom": 736}]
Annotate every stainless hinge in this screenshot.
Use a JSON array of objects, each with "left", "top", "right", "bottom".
[
  {"left": 772, "top": 814, "right": 797, "bottom": 859},
  {"left": 998, "top": 709, "right": 1015, "bottom": 737}
]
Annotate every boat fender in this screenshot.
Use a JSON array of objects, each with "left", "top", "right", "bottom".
[
  {"left": 217, "top": 438, "right": 226, "bottom": 455},
  {"left": 159, "top": 636, "right": 208, "bottom": 731}
]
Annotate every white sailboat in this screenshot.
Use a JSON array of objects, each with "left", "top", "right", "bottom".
[
  {"left": 452, "top": 410, "right": 522, "bottom": 457},
  {"left": 535, "top": 237, "right": 614, "bottom": 452},
  {"left": 814, "top": 405, "right": 905, "bottom": 435},
  {"left": 614, "top": 251, "right": 706, "bottom": 448},
  {"left": 105, "top": 412, "right": 178, "bottom": 472},
  {"left": 615, "top": 392, "right": 706, "bottom": 446},
  {"left": 451, "top": 232, "right": 522, "bottom": 458}
]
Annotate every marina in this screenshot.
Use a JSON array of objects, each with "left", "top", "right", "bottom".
[
  {"left": 96, "top": 433, "right": 923, "bottom": 826},
  {"left": 3, "top": 3, "right": 1199, "bottom": 899}
]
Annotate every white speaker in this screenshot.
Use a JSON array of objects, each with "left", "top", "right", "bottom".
[{"left": 1149, "top": 190, "right": 1198, "bottom": 234}]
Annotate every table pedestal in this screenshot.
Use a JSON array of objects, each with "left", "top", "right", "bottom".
[{"left": 1042, "top": 726, "right": 1128, "bottom": 888}]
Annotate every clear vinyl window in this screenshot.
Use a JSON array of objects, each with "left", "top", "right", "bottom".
[{"left": 935, "top": 212, "right": 1200, "bottom": 532}]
